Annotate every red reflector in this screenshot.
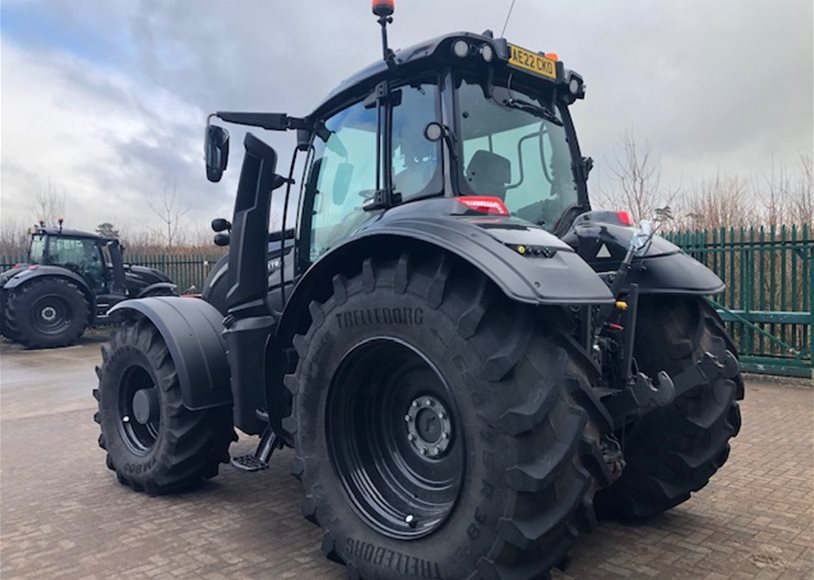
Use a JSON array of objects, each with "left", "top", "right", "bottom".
[
  {"left": 616, "top": 210, "right": 633, "bottom": 226},
  {"left": 457, "top": 196, "right": 510, "bottom": 216}
]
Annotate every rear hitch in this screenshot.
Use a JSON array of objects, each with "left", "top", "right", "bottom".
[
  {"left": 602, "top": 371, "right": 675, "bottom": 428},
  {"left": 601, "top": 349, "right": 739, "bottom": 429}
]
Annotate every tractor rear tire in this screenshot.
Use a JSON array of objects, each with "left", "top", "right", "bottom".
[
  {"left": 94, "top": 318, "right": 236, "bottom": 494},
  {"left": 285, "top": 252, "right": 605, "bottom": 580},
  {"left": 6, "top": 277, "right": 90, "bottom": 348},
  {"left": 595, "top": 296, "right": 744, "bottom": 519}
]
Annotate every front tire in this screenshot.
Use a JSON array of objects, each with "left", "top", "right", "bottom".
[
  {"left": 6, "top": 277, "right": 90, "bottom": 348},
  {"left": 595, "top": 296, "right": 744, "bottom": 519},
  {"left": 285, "top": 252, "right": 603, "bottom": 580},
  {"left": 94, "top": 318, "right": 235, "bottom": 494}
]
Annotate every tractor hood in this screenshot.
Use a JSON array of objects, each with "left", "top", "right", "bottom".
[{"left": 124, "top": 264, "right": 172, "bottom": 288}]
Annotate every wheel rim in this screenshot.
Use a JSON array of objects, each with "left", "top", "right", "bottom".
[
  {"left": 326, "top": 337, "right": 464, "bottom": 540},
  {"left": 30, "top": 295, "right": 71, "bottom": 335},
  {"left": 117, "top": 364, "right": 160, "bottom": 454}
]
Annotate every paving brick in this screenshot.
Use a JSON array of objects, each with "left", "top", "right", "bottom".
[{"left": 1, "top": 344, "right": 812, "bottom": 579}]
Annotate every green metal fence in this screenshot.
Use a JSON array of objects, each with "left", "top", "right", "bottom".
[
  {"left": 666, "top": 225, "right": 813, "bottom": 378},
  {"left": 2, "top": 226, "right": 812, "bottom": 377},
  {"left": 0, "top": 254, "right": 224, "bottom": 295}
]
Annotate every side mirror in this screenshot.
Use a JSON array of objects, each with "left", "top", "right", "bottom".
[
  {"left": 214, "top": 233, "right": 230, "bottom": 247},
  {"left": 211, "top": 217, "right": 231, "bottom": 232},
  {"left": 205, "top": 125, "right": 230, "bottom": 183}
]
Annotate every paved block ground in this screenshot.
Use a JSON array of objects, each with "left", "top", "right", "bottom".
[{"left": 1, "top": 338, "right": 812, "bottom": 579}]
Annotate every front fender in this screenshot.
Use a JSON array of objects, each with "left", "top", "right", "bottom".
[{"left": 109, "top": 297, "right": 231, "bottom": 411}]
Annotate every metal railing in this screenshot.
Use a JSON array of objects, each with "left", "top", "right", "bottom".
[
  {"left": 0, "top": 254, "right": 224, "bottom": 295},
  {"left": 666, "top": 224, "right": 813, "bottom": 378},
  {"left": 3, "top": 225, "right": 812, "bottom": 377}
]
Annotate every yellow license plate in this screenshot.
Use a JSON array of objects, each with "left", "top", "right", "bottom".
[{"left": 508, "top": 44, "right": 558, "bottom": 80}]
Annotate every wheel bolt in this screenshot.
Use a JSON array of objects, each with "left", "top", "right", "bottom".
[
  {"left": 441, "top": 432, "right": 449, "bottom": 440},
  {"left": 122, "top": 416, "right": 130, "bottom": 423},
  {"left": 421, "top": 448, "right": 428, "bottom": 455},
  {"left": 425, "top": 399, "right": 433, "bottom": 406},
  {"left": 404, "top": 414, "right": 411, "bottom": 422},
  {"left": 439, "top": 411, "right": 447, "bottom": 419},
  {"left": 405, "top": 515, "right": 417, "bottom": 528},
  {"left": 408, "top": 434, "right": 416, "bottom": 442},
  {"left": 412, "top": 400, "right": 420, "bottom": 408}
]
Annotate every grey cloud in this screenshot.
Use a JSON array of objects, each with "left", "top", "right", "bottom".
[{"left": 2, "top": 0, "right": 812, "bottom": 231}]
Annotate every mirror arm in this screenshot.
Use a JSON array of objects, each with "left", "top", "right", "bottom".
[{"left": 215, "top": 112, "right": 311, "bottom": 132}]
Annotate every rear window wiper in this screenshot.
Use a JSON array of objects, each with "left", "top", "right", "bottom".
[{"left": 501, "top": 98, "right": 563, "bottom": 127}]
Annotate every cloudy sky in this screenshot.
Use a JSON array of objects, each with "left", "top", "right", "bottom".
[{"left": 1, "top": 0, "right": 812, "bottom": 235}]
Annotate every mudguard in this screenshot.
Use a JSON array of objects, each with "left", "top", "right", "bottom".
[
  {"left": 2, "top": 265, "right": 90, "bottom": 292},
  {"left": 565, "top": 214, "right": 725, "bottom": 295},
  {"left": 137, "top": 282, "right": 178, "bottom": 298},
  {"left": 109, "top": 297, "right": 232, "bottom": 411},
  {"left": 278, "top": 199, "right": 614, "bottom": 340},
  {"left": 2, "top": 266, "right": 97, "bottom": 312}
]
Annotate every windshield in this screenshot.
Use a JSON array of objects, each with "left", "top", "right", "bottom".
[
  {"left": 456, "top": 77, "right": 580, "bottom": 231},
  {"left": 29, "top": 236, "right": 46, "bottom": 264}
]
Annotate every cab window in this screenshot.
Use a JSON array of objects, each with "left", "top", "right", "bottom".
[
  {"left": 29, "top": 236, "right": 46, "bottom": 263},
  {"left": 392, "top": 83, "right": 442, "bottom": 199},
  {"left": 306, "top": 100, "right": 377, "bottom": 262},
  {"left": 48, "top": 237, "right": 98, "bottom": 267}
]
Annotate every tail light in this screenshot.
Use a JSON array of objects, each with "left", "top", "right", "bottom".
[
  {"left": 457, "top": 196, "right": 510, "bottom": 216},
  {"left": 616, "top": 210, "right": 633, "bottom": 226}
]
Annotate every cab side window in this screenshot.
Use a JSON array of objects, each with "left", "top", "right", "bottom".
[
  {"left": 306, "top": 101, "right": 377, "bottom": 262},
  {"left": 392, "top": 83, "right": 442, "bottom": 199}
]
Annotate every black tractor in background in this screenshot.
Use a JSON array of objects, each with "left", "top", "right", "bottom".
[
  {"left": 95, "top": 3, "right": 743, "bottom": 578},
  {"left": 1, "top": 223, "right": 177, "bottom": 348}
]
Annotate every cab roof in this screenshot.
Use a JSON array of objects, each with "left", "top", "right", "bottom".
[
  {"left": 311, "top": 31, "right": 580, "bottom": 119},
  {"left": 30, "top": 227, "right": 108, "bottom": 241}
]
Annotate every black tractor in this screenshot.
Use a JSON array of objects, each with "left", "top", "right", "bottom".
[
  {"left": 1, "top": 223, "right": 177, "bottom": 348},
  {"left": 95, "top": 3, "right": 743, "bottom": 578}
]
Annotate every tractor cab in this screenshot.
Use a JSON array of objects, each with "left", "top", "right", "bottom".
[
  {"left": 26, "top": 223, "right": 122, "bottom": 293},
  {"left": 204, "top": 22, "right": 592, "bottom": 273}
]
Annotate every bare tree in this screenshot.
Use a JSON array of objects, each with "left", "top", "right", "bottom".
[
  {"left": 790, "top": 149, "right": 813, "bottom": 226},
  {"left": 30, "top": 179, "right": 66, "bottom": 226},
  {"left": 680, "top": 172, "right": 758, "bottom": 230},
  {"left": 599, "top": 130, "right": 678, "bottom": 225},
  {"left": 148, "top": 182, "right": 190, "bottom": 249}
]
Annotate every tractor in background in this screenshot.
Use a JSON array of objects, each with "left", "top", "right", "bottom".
[{"left": 1, "top": 222, "right": 177, "bottom": 348}]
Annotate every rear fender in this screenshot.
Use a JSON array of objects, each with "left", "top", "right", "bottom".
[
  {"left": 109, "top": 297, "right": 232, "bottom": 412},
  {"left": 277, "top": 215, "right": 614, "bottom": 341},
  {"left": 565, "top": 216, "right": 725, "bottom": 295},
  {"left": 3, "top": 267, "right": 96, "bottom": 311}
]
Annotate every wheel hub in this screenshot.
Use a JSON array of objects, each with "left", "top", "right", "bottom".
[
  {"left": 405, "top": 395, "right": 452, "bottom": 458},
  {"left": 132, "top": 388, "right": 159, "bottom": 425},
  {"left": 40, "top": 306, "right": 57, "bottom": 322}
]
